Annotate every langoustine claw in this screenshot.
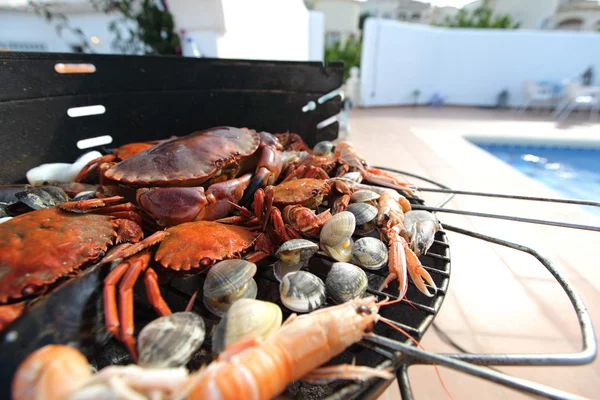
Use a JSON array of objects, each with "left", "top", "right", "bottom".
[
  {"left": 380, "top": 226, "right": 437, "bottom": 298},
  {"left": 404, "top": 210, "right": 442, "bottom": 256}
]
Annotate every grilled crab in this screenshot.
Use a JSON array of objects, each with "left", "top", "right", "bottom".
[
  {"left": 0, "top": 196, "right": 148, "bottom": 330},
  {"left": 103, "top": 217, "right": 279, "bottom": 360},
  {"left": 77, "top": 127, "right": 283, "bottom": 226}
]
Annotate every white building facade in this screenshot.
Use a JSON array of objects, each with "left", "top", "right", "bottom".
[
  {"left": 309, "top": 0, "right": 361, "bottom": 46},
  {"left": 0, "top": 0, "right": 325, "bottom": 61}
]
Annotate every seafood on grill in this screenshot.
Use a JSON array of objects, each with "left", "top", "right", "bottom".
[
  {"left": 404, "top": 210, "right": 442, "bottom": 256},
  {"left": 320, "top": 211, "right": 356, "bottom": 262},
  {"left": 280, "top": 271, "right": 327, "bottom": 312},
  {"left": 103, "top": 219, "right": 277, "bottom": 359},
  {"left": 76, "top": 127, "right": 284, "bottom": 225},
  {"left": 345, "top": 202, "right": 378, "bottom": 233},
  {"left": 137, "top": 312, "right": 206, "bottom": 368},
  {"left": 12, "top": 297, "right": 393, "bottom": 400},
  {"left": 212, "top": 298, "right": 282, "bottom": 353},
  {"left": 377, "top": 191, "right": 437, "bottom": 297},
  {"left": 273, "top": 239, "right": 319, "bottom": 281},
  {"left": 0, "top": 196, "right": 148, "bottom": 329},
  {"left": 326, "top": 262, "right": 368, "bottom": 304},
  {"left": 352, "top": 237, "right": 388, "bottom": 270},
  {"left": 0, "top": 185, "right": 69, "bottom": 217},
  {"left": 334, "top": 141, "right": 415, "bottom": 194},
  {"left": 203, "top": 259, "right": 258, "bottom": 316},
  {"left": 26, "top": 151, "right": 102, "bottom": 185}
]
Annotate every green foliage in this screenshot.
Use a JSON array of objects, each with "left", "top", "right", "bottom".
[
  {"left": 435, "top": 0, "right": 521, "bottom": 29},
  {"left": 92, "top": 0, "right": 181, "bottom": 55},
  {"left": 324, "top": 36, "right": 361, "bottom": 80},
  {"left": 31, "top": 1, "right": 94, "bottom": 52},
  {"left": 359, "top": 12, "right": 372, "bottom": 31},
  {"left": 29, "top": 0, "right": 181, "bottom": 55}
]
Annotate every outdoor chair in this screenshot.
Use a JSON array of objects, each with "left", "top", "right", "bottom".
[{"left": 553, "top": 81, "right": 600, "bottom": 121}]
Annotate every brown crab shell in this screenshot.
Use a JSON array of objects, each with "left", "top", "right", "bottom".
[
  {"left": 0, "top": 208, "right": 118, "bottom": 303},
  {"left": 104, "top": 127, "right": 261, "bottom": 187},
  {"left": 155, "top": 221, "right": 260, "bottom": 272},
  {"left": 272, "top": 178, "right": 330, "bottom": 209}
]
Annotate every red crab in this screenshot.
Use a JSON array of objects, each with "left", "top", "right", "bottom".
[
  {"left": 0, "top": 196, "right": 150, "bottom": 330},
  {"left": 76, "top": 127, "right": 283, "bottom": 226},
  {"left": 104, "top": 216, "right": 279, "bottom": 359},
  {"left": 274, "top": 132, "right": 312, "bottom": 152}
]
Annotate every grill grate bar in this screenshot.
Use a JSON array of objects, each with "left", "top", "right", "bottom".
[
  {"left": 365, "top": 166, "right": 597, "bottom": 400},
  {"left": 412, "top": 204, "right": 600, "bottom": 232},
  {"left": 414, "top": 187, "right": 600, "bottom": 207},
  {"left": 367, "top": 334, "right": 587, "bottom": 400}
]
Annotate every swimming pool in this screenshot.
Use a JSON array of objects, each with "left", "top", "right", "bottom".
[{"left": 473, "top": 144, "right": 600, "bottom": 216}]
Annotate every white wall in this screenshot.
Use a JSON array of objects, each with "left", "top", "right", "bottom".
[
  {"left": 217, "top": 0, "right": 312, "bottom": 61},
  {"left": 1, "top": 0, "right": 322, "bottom": 62},
  {"left": 308, "top": 10, "right": 325, "bottom": 61},
  {"left": 0, "top": 9, "right": 119, "bottom": 53},
  {"left": 360, "top": 19, "right": 600, "bottom": 107},
  {"left": 314, "top": 0, "right": 360, "bottom": 35}
]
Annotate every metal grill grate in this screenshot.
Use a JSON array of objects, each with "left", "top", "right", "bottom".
[{"left": 366, "top": 167, "right": 597, "bottom": 400}]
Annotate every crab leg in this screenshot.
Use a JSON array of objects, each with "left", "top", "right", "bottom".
[
  {"left": 144, "top": 268, "right": 172, "bottom": 316},
  {"left": 104, "top": 250, "right": 173, "bottom": 361},
  {"left": 104, "top": 262, "right": 131, "bottom": 341},
  {"left": 282, "top": 165, "right": 330, "bottom": 182}
]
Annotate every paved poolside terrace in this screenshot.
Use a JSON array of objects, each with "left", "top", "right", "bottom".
[{"left": 348, "top": 106, "right": 600, "bottom": 400}]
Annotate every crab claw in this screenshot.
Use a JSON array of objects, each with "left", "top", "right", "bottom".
[{"left": 240, "top": 132, "right": 283, "bottom": 207}]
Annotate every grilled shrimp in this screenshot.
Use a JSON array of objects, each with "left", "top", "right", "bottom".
[
  {"left": 12, "top": 298, "right": 393, "bottom": 400},
  {"left": 334, "top": 141, "right": 415, "bottom": 195}
]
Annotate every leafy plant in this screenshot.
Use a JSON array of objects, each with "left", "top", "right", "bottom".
[
  {"left": 29, "top": 0, "right": 181, "bottom": 55},
  {"left": 435, "top": 0, "right": 521, "bottom": 29},
  {"left": 359, "top": 12, "right": 372, "bottom": 31},
  {"left": 324, "top": 36, "right": 361, "bottom": 80},
  {"left": 30, "top": 2, "right": 95, "bottom": 53}
]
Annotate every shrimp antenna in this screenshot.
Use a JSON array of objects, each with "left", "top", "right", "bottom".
[{"left": 379, "top": 316, "right": 455, "bottom": 400}]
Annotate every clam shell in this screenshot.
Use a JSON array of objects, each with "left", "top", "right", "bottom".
[
  {"left": 138, "top": 312, "right": 205, "bottom": 368},
  {"left": 320, "top": 211, "right": 355, "bottom": 248},
  {"left": 351, "top": 190, "right": 380, "bottom": 203},
  {"left": 203, "top": 259, "right": 258, "bottom": 316},
  {"left": 273, "top": 260, "right": 303, "bottom": 282},
  {"left": 280, "top": 271, "right": 326, "bottom": 313},
  {"left": 212, "top": 299, "right": 282, "bottom": 353},
  {"left": 204, "top": 279, "right": 257, "bottom": 317},
  {"left": 15, "top": 187, "right": 69, "bottom": 210},
  {"left": 343, "top": 172, "right": 363, "bottom": 183},
  {"left": 326, "top": 262, "right": 368, "bottom": 304},
  {"left": 313, "top": 141, "right": 334, "bottom": 156},
  {"left": 346, "top": 203, "right": 378, "bottom": 226},
  {"left": 352, "top": 237, "right": 388, "bottom": 270},
  {"left": 73, "top": 191, "right": 98, "bottom": 200},
  {"left": 275, "top": 239, "right": 319, "bottom": 265},
  {"left": 203, "top": 259, "right": 257, "bottom": 299},
  {"left": 322, "top": 238, "right": 354, "bottom": 262}
]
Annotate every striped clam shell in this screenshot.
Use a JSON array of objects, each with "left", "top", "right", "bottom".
[
  {"left": 138, "top": 312, "right": 205, "bottom": 368},
  {"left": 280, "top": 271, "right": 326, "bottom": 313}
]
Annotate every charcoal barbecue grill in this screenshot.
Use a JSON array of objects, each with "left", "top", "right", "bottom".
[{"left": 0, "top": 52, "right": 596, "bottom": 400}]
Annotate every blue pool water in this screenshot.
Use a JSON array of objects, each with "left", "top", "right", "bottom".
[{"left": 475, "top": 144, "right": 600, "bottom": 216}]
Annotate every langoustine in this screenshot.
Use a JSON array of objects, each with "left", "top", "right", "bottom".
[{"left": 12, "top": 297, "right": 393, "bottom": 400}]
